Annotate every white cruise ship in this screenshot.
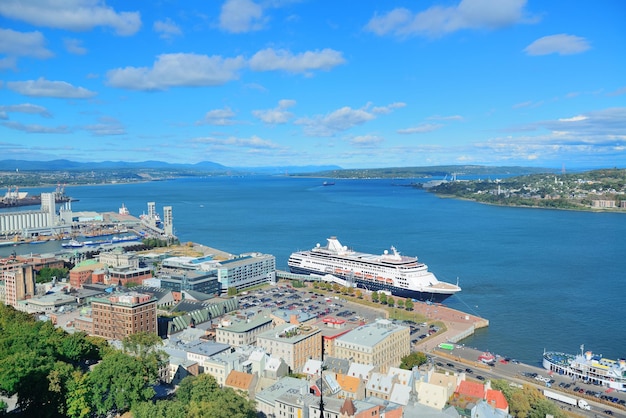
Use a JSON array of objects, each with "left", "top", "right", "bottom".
[{"left": 288, "top": 236, "right": 461, "bottom": 302}]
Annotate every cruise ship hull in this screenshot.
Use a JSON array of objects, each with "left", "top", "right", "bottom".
[
  {"left": 288, "top": 236, "right": 461, "bottom": 303},
  {"left": 289, "top": 266, "right": 454, "bottom": 302}
]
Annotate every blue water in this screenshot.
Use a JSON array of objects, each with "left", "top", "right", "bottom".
[{"left": 3, "top": 176, "right": 625, "bottom": 366}]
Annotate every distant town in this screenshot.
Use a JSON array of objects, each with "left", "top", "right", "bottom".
[{"left": 422, "top": 168, "right": 626, "bottom": 212}]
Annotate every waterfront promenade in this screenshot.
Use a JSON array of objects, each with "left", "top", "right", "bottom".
[{"left": 410, "top": 301, "right": 490, "bottom": 352}]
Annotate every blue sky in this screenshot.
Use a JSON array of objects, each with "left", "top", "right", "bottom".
[{"left": 1, "top": 0, "right": 625, "bottom": 169}]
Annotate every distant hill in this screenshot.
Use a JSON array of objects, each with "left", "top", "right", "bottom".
[
  {"left": 296, "top": 165, "right": 557, "bottom": 179},
  {"left": 0, "top": 159, "right": 340, "bottom": 174}
]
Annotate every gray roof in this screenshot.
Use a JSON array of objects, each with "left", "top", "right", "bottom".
[
  {"left": 335, "top": 319, "right": 408, "bottom": 348},
  {"left": 255, "top": 376, "right": 309, "bottom": 407}
]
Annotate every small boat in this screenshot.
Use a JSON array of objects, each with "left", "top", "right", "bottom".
[
  {"left": 323, "top": 181, "right": 335, "bottom": 186},
  {"left": 62, "top": 239, "right": 84, "bottom": 248}
]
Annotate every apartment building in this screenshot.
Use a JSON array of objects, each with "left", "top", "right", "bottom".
[
  {"left": 215, "top": 313, "right": 273, "bottom": 347},
  {"left": 334, "top": 319, "right": 410, "bottom": 373},
  {"left": 216, "top": 253, "right": 276, "bottom": 292},
  {"left": 91, "top": 292, "right": 157, "bottom": 340},
  {"left": 256, "top": 323, "right": 322, "bottom": 372}
]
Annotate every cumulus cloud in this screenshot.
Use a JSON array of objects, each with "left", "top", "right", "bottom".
[
  {"left": 196, "top": 107, "right": 237, "bottom": 126},
  {"left": 0, "top": 0, "right": 141, "bottom": 36},
  {"left": 397, "top": 123, "right": 443, "bottom": 134},
  {"left": 154, "top": 18, "right": 182, "bottom": 39},
  {"left": 7, "top": 78, "right": 97, "bottom": 99},
  {"left": 0, "top": 103, "right": 52, "bottom": 118},
  {"left": 83, "top": 116, "right": 125, "bottom": 136},
  {"left": 249, "top": 48, "right": 346, "bottom": 74},
  {"left": 219, "top": 0, "right": 266, "bottom": 33},
  {"left": 371, "top": 102, "right": 406, "bottom": 114},
  {"left": 1, "top": 120, "right": 70, "bottom": 134},
  {"left": 106, "top": 53, "right": 245, "bottom": 91},
  {"left": 64, "top": 38, "right": 87, "bottom": 55},
  {"left": 252, "top": 99, "right": 296, "bottom": 124},
  {"left": 295, "top": 103, "right": 401, "bottom": 137},
  {"left": 0, "top": 28, "right": 53, "bottom": 59},
  {"left": 365, "top": 0, "right": 532, "bottom": 38},
  {"left": 524, "top": 34, "right": 591, "bottom": 56}
]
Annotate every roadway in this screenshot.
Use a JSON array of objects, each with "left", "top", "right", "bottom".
[{"left": 427, "top": 346, "right": 626, "bottom": 418}]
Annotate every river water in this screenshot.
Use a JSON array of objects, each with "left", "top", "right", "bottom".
[{"left": 2, "top": 176, "right": 625, "bottom": 366}]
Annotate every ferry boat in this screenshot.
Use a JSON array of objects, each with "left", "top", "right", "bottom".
[
  {"left": 61, "top": 239, "right": 84, "bottom": 248},
  {"left": 543, "top": 345, "right": 626, "bottom": 392},
  {"left": 288, "top": 236, "right": 461, "bottom": 302}
]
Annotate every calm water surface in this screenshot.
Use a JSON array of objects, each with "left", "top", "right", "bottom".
[{"left": 3, "top": 176, "right": 625, "bottom": 366}]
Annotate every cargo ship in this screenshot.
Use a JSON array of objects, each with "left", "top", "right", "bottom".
[
  {"left": 543, "top": 346, "right": 626, "bottom": 392},
  {"left": 0, "top": 185, "right": 73, "bottom": 209},
  {"left": 288, "top": 236, "right": 461, "bottom": 302}
]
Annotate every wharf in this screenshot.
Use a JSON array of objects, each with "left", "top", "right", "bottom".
[{"left": 410, "top": 302, "right": 489, "bottom": 352}]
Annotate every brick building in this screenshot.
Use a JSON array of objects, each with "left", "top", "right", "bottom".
[{"left": 91, "top": 292, "right": 157, "bottom": 340}]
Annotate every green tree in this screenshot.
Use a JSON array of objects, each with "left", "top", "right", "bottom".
[
  {"left": 65, "top": 371, "right": 92, "bottom": 418},
  {"left": 387, "top": 296, "right": 395, "bottom": 307},
  {"left": 379, "top": 293, "right": 388, "bottom": 305},
  {"left": 89, "top": 351, "right": 156, "bottom": 416},
  {"left": 405, "top": 299, "right": 414, "bottom": 311},
  {"left": 399, "top": 352, "right": 428, "bottom": 370},
  {"left": 396, "top": 298, "right": 404, "bottom": 309},
  {"left": 132, "top": 400, "right": 188, "bottom": 418},
  {"left": 227, "top": 287, "right": 238, "bottom": 296},
  {"left": 35, "top": 266, "right": 69, "bottom": 283},
  {"left": 371, "top": 291, "right": 379, "bottom": 303},
  {"left": 355, "top": 289, "right": 363, "bottom": 299}
]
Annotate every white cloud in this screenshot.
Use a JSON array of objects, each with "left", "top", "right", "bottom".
[
  {"left": 154, "top": 18, "right": 182, "bottom": 39},
  {"left": 7, "top": 78, "right": 97, "bottom": 99},
  {"left": 397, "top": 123, "right": 443, "bottom": 134},
  {"left": 82, "top": 116, "right": 125, "bottom": 136},
  {"left": 349, "top": 134, "right": 385, "bottom": 146},
  {"left": 607, "top": 87, "right": 626, "bottom": 97},
  {"left": 558, "top": 115, "right": 587, "bottom": 122},
  {"left": 0, "top": 28, "right": 53, "bottom": 59},
  {"left": 295, "top": 106, "right": 376, "bottom": 137},
  {"left": 106, "top": 53, "right": 245, "bottom": 91},
  {"left": 64, "top": 38, "right": 87, "bottom": 55},
  {"left": 249, "top": 48, "right": 346, "bottom": 74},
  {"left": 0, "top": 103, "right": 52, "bottom": 118},
  {"left": 219, "top": 0, "right": 266, "bottom": 33},
  {"left": 524, "top": 34, "right": 590, "bottom": 56},
  {"left": 252, "top": 99, "right": 296, "bottom": 124},
  {"left": 0, "top": 56, "right": 17, "bottom": 70},
  {"left": 0, "top": 0, "right": 141, "bottom": 36},
  {"left": 371, "top": 102, "right": 406, "bottom": 114},
  {"left": 365, "top": 0, "right": 532, "bottom": 38},
  {"left": 1, "top": 120, "right": 70, "bottom": 134},
  {"left": 197, "top": 107, "right": 237, "bottom": 126}
]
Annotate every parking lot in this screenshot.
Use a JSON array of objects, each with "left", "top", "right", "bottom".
[{"left": 237, "top": 284, "right": 389, "bottom": 325}]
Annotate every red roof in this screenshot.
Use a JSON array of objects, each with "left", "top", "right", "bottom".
[
  {"left": 457, "top": 380, "right": 485, "bottom": 399},
  {"left": 486, "top": 389, "right": 509, "bottom": 410}
]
